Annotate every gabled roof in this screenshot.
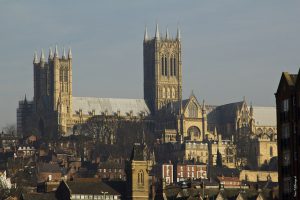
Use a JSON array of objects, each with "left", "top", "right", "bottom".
[
  {"left": 283, "top": 72, "right": 297, "bottom": 86},
  {"left": 276, "top": 72, "right": 297, "bottom": 95},
  {"left": 165, "top": 93, "right": 202, "bottom": 115}
]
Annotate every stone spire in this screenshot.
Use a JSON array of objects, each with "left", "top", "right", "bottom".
[
  {"left": 68, "top": 47, "right": 72, "bottom": 59},
  {"left": 250, "top": 101, "right": 253, "bottom": 116},
  {"left": 49, "top": 47, "right": 53, "bottom": 59},
  {"left": 165, "top": 27, "right": 169, "bottom": 39},
  {"left": 144, "top": 26, "right": 149, "bottom": 41},
  {"left": 40, "top": 49, "right": 45, "bottom": 63},
  {"left": 155, "top": 23, "right": 160, "bottom": 40},
  {"left": 33, "top": 51, "right": 38, "bottom": 64},
  {"left": 24, "top": 94, "right": 27, "bottom": 104},
  {"left": 62, "top": 47, "right": 66, "bottom": 59},
  {"left": 54, "top": 45, "right": 59, "bottom": 58},
  {"left": 176, "top": 25, "right": 181, "bottom": 41},
  {"left": 214, "top": 126, "right": 217, "bottom": 136}
]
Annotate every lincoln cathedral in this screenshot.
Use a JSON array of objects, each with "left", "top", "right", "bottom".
[{"left": 17, "top": 24, "right": 277, "bottom": 169}]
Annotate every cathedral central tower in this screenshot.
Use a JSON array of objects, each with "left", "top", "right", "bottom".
[{"left": 143, "top": 24, "right": 182, "bottom": 114}]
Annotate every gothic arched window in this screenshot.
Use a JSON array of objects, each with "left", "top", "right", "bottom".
[
  {"left": 161, "top": 56, "right": 165, "bottom": 76},
  {"left": 64, "top": 69, "right": 68, "bottom": 82},
  {"left": 167, "top": 88, "right": 170, "bottom": 99},
  {"left": 173, "top": 57, "right": 176, "bottom": 76},
  {"left": 188, "top": 102, "right": 198, "bottom": 118},
  {"left": 138, "top": 170, "right": 144, "bottom": 185},
  {"left": 170, "top": 57, "right": 173, "bottom": 76},
  {"left": 60, "top": 69, "right": 63, "bottom": 82},
  {"left": 164, "top": 56, "right": 168, "bottom": 76},
  {"left": 172, "top": 88, "right": 176, "bottom": 99}
]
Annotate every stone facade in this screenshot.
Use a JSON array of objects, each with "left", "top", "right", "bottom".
[
  {"left": 207, "top": 100, "right": 277, "bottom": 168},
  {"left": 143, "top": 24, "right": 182, "bottom": 114},
  {"left": 126, "top": 143, "right": 152, "bottom": 200},
  {"left": 17, "top": 25, "right": 210, "bottom": 146},
  {"left": 239, "top": 170, "right": 278, "bottom": 182},
  {"left": 249, "top": 132, "right": 278, "bottom": 168},
  {"left": 209, "top": 134, "right": 236, "bottom": 168}
]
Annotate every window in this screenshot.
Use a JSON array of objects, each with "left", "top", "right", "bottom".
[
  {"left": 188, "top": 102, "right": 198, "bottom": 118},
  {"left": 170, "top": 57, "right": 173, "bottom": 76},
  {"left": 138, "top": 170, "right": 144, "bottom": 185},
  {"left": 282, "top": 99, "right": 289, "bottom": 112},
  {"left": 162, "top": 88, "right": 166, "bottom": 98},
  {"left": 161, "top": 57, "right": 164, "bottom": 76},
  {"left": 173, "top": 57, "right": 176, "bottom": 76},
  {"left": 282, "top": 124, "right": 290, "bottom": 139},
  {"left": 167, "top": 88, "right": 170, "bottom": 99},
  {"left": 60, "top": 69, "right": 63, "bottom": 82},
  {"left": 172, "top": 88, "right": 175, "bottom": 99},
  {"left": 64, "top": 69, "right": 68, "bottom": 82},
  {"left": 164, "top": 56, "right": 168, "bottom": 76},
  {"left": 270, "top": 146, "right": 273, "bottom": 157}
]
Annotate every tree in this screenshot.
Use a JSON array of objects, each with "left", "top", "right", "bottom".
[
  {"left": 216, "top": 149, "right": 223, "bottom": 167},
  {"left": 79, "top": 115, "right": 120, "bottom": 144},
  {"left": 2, "top": 124, "right": 16, "bottom": 135}
]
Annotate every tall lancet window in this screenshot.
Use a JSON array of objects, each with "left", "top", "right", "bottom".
[
  {"left": 170, "top": 56, "right": 173, "bottom": 76},
  {"left": 60, "top": 69, "right": 64, "bottom": 82},
  {"left": 164, "top": 56, "right": 168, "bottom": 76},
  {"left": 64, "top": 69, "right": 68, "bottom": 82},
  {"left": 173, "top": 57, "right": 177, "bottom": 76},
  {"left": 138, "top": 170, "right": 144, "bottom": 185},
  {"left": 188, "top": 102, "right": 198, "bottom": 118},
  {"left": 161, "top": 56, "right": 164, "bottom": 76}
]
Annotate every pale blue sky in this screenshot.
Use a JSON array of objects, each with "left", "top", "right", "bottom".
[{"left": 1, "top": 1, "right": 300, "bottom": 129}]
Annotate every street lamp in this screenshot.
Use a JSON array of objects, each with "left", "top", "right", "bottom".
[{"left": 101, "top": 191, "right": 108, "bottom": 199}]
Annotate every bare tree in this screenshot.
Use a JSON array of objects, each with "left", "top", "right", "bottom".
[
  {"left": 2, "top": 124, "right": 16, "bottom": 135},
  {"left": 79, "top": 115, "right": 120, "bottom": 145}
]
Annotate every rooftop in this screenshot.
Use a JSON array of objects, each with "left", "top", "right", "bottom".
[{"left": 73, "top": 97, "right": 150, "bottom": 117}]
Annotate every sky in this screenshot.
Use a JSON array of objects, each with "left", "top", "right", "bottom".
[{"left": 1, "top": 1, "right": 300, "bottom": 130}]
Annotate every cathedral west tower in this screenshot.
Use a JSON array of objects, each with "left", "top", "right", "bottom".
[
  {"left": 32, "top": 46, "right": 72, "bottom": 135},
  {"left": 143, "top": 24, "right": 182, "bottom": 114}
]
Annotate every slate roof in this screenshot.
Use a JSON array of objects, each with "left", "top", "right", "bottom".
[
  {"left": 72, "top": 97, "right": 150, "bottom": 117},
  {"left": 99, "top": 160, "right": 125, "bottom": 169},
  {"left": 37, "top": 162, "right": 61, "bottom": 173},
  {"left": 207, "top": 101, "right": 244, "bottom": 124},
  {"left": 66, "top": 180, "right": 120, "bottom": 195},
  {"left": 21, "top": 192, "right": 57, "bottom": 200},
  {"left": 172, "top": 99, "right": 190, "bottom": 113}
]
